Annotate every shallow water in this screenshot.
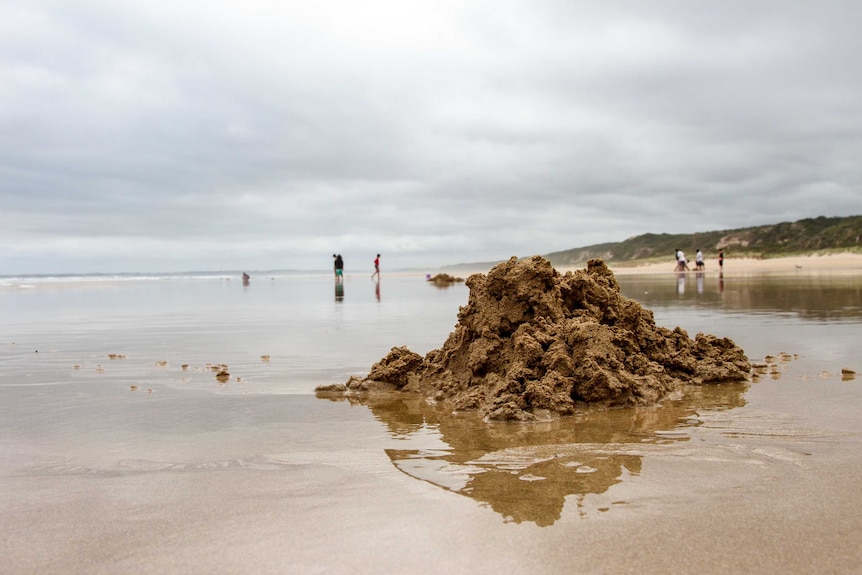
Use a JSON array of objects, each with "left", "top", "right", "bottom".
[
  {"left": 1, "top": 273, "right": 468, "bottom": 393},
  {"left": 1, "top": 270, "right": 861, "bottom": 573}
]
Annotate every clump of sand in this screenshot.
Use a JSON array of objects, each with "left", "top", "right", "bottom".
[
  {"left": 320, "top": 256, "right": 751, "bottom": 421},
  {"left": 427, "top": 273, "right": 465, "bottom": 286}
]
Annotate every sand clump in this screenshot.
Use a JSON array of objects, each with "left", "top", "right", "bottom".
[
  {"left": 322, "top": 256, "right": 751, "bottom": 421},
  {"left": 427, "top": 273, "right": 465, "bottom": 286}
]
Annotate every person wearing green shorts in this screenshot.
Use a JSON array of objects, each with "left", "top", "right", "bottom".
[{"left": 334, "top": 254, "right": 344, "bottom": 282}]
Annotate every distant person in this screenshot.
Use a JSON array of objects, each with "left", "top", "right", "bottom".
[
  {"left": 718, "top": 250, "right": 724, "bottom": 269},
  {"left": 333, "top": 254, "right": 337, "bottom": 279},
  {"left": 675, "top": 249, "right": 689, "bottom": 272},
  {"left": 242, "top": 272, "right": 250, "bottom": 286},
  {"left": 695, "top": 249, "right": 705, "bottom": 270},
  {"left": 334, "top": 254, "right": 344, "bottom": 283},
  {"left": 371, "top": 253, "right": 380, "bottom": 279}
]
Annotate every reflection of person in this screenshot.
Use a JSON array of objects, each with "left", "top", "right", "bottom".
[
  {"left": 334, "top": 254, "right": 344, "bottom": 283},
  {"left": 695, "top": 249, "right": 705, "bottom": 270},
  {"left": 335, "top": 281, "right": 344, "bottom": 301},
  {"left": 372, "top": 253, "right": 380, "bottom": 279}
]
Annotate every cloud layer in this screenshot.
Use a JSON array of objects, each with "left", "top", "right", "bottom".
[{"left": 2, "top": 1, "right": 861, "bottom": 273}]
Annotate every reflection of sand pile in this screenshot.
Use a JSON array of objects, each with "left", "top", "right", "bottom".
[
  {"left": 322, "top": 381, "right": 749, "bottom": 525},
  {"left": 332, "top": 256, "right": 751, "bottom": 421}
]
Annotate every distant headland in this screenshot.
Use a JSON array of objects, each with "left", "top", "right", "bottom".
[{"left": 443, "top": 215, "right": 862, "bottom": 272}]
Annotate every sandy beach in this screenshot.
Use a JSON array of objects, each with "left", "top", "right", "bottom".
[
  {"left": 442, "top": 252, "right": 862, "bottom": 280},
  {"left": 1, "top": 266, "right": 861, "bottom": 574},
  {"left": 605, "top": 251, "right": 862, "bottom": 275}
]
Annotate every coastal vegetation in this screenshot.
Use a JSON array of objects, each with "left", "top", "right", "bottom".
[{"left": 544, "top": 215, "right": 862, "bottom": 268}]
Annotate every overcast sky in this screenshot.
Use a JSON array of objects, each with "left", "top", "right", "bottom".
[{"left": 2, "top": 1, "right": 861, "bottom": 274}]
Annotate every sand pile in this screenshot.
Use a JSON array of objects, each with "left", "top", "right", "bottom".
[
  {"left": 427, "top": 273, "right": 465, "bottom": 286},
  {"left": 321, "top": 256, "right": 750, "bottom": 421}
]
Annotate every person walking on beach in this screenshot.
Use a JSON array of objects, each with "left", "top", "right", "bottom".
[
  {"left": 675, "top": 249, "right": 689, "bottom": 272},
  {"left": 334, "top": 254, "right": 344, "bottom": 283},
  {"left": 695, "top": 249, "right": 705, "bottom": 271},
  {"left": 718, "top": 250, "right": 724, "bottom": 269},
  {"left": 372, "top": 253, "right": 380, "bottom": 280}
]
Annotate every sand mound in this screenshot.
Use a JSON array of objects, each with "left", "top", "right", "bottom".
[
  {"left": 427, "top": 273, "right": 465, "bottom": 286},
  {"left": 326, "top": 256, "right": 750, "bottom": 421}
]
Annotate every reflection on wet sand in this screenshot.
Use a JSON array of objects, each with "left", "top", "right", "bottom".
[
  {"left": 321, "top": 382, "right": 748, "bottom": 526},
  {"left": 622, "top": 273, "right": 862, "bottom": 322}
]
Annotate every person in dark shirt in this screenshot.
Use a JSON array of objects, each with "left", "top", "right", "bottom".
[{"left": 334, "top": 254, "right": 344, "bottom": 283}]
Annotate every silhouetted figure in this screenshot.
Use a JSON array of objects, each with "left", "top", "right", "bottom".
[
  {"left": 334, "top": 254, "right": 344, "bottom": 283},
  {"left": 371, "top": 253, "right": 380, "bottom": 279}
]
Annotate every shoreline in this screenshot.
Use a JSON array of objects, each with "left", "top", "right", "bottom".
[{"left": 444, "top": 252, "right": 862, "bottom": 278}]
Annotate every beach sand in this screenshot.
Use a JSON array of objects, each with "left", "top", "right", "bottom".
[
  {"left": 444, "top": 252, "right": 862, "bottom": 279},
  {"left": 3, "top": 379, "right": 860, "bottom": 574},
  {"left": 605, "top": 251, "right": 862, "bottom": 275},
  {"left": 1, "top": 264, "right": 861, "bottom": 574}
]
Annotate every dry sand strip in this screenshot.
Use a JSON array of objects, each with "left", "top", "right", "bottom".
[{"left": 601, "top": 252, "right": 862, "bottom": 276}]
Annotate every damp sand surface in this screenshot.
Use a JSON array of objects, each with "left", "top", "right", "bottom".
[{"left": 1, "top": 270, "right": 862, "bottom": 574}]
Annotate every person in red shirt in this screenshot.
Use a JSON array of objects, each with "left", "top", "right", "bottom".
[{"left": 372, "top": 253, "right": 380, "bottom": 279}]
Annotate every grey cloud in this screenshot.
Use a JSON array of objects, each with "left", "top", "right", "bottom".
[{"left": 2, "top": 1, "right": 862, "bottom": 274}]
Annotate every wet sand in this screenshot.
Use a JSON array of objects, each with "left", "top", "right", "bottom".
[
  {"left": 3, "top": 389, "right": 860, "bottom": 574},
  {"left": 2, "top": 269, "right": 861, "bottom": 573}
]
